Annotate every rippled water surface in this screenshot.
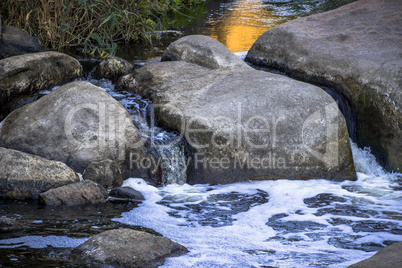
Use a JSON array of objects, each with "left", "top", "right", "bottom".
[{"left": 114, "top": 0, "right": 319, "bottom": 62}]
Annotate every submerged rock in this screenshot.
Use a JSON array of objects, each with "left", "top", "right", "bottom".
[
  {"left": 39, "top": 180, "right": 108, "bottom": 206},
  {"left": 0, "top": 81, "right": 145, "bottom": 174},
  {"left": 0, "top": 51, "right": 82, "bottom": 106},
  {"left": 72, "top": 228, "right": 189, "bottom": 267},
  {"left": 117, "top": 35, "right": 356, "bottom": 184},
  {"left": 0, "top": 217, "right": 25, "bottom": 233},
  {"left": 0, "top": 25, "right": 43, "bottom": 59},
  {"left": 92, "top": 56, "right": 133, "bottom": 81},
  {"left": 0, "top": 147, "right": 79, "bottom": 199},
  {"left": 246, "top": 0, "right": 402, "bottom": 172},
  {"left": 348, "top": 241, "right": 402, "bottom": 268}
]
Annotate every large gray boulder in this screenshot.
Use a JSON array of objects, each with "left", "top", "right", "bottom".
[
  {"left": 0, "top": 25, "right": 43, "bottom": 59},
  {"left": 39, "top": 180, "right": 108, "bottom": 206},
  {"left": 246, "top": 0, "right": 402, "bottom": 172},
  {"left": 0, "top": 147, "right": 79, "bottom": 199},
  {"left": 161, "top": 35, "right": 248, "bottom": 70},
  {"left": 0, "top": 81, "right": 145, "bottom": 174},
  {"left": 72, "top": 228, "right": 189, "bottom": 268},
  {"left": 348, "top": 241, "right": 402, "bottom": 268},
  {"left": 0, "top": 51, "right": 82, "bottom": 106},
  {"left": 117, "top": 35, "right": 356, "bottom": 184}
]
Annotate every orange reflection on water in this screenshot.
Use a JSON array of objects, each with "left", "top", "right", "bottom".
[{"left": 209, "top": 0, "right": 274, "bottom": 53}]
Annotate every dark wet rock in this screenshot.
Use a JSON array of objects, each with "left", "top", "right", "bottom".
[
  {"left": 304, "top": 193, "right": 347, "bottom": 208},
  {"left": 39, "top": 180, "right": 108, "bottom": 206},
  {"left": 329, "top": 235, "right": 383, "bottom": 252},
  {"left": 266, "top": 213, "right": 327, "bottom": 234},
  {"left": 161, "top": 35, "right": 248, "bottom": 70},
  {"left": 351, "top": 220, "right": 402, "bottom": 235},
  {"left": 348, "top": 241, "right": 402, "bottom": 268},
  {"left": 328, "top": 217, "right": 353, "bottom": 226},
  {"left": 109, "top": 186, "right": 145, "bottom": 201},
  {"left": 0, "top": 147, "right": 79, "bottom": 200},
  {"left": 0, "top": 81, "right": 147, "bottom": 175},
  {"left": 314, "top": 204, "right": 379, "bottom": 218},
  {"left": 243, "top": 249, "right": 276, "bottom": 255},
  {"left": 83, "top": 160, "right": 126, "bottom": 189},
  {"left": 246, "top": 0, "right": 402, "bottom": 172},
  {"left": 305, "top": 232, "right": 327, "bottom": 242},
  {"left": 0, "top": 25, "right": 43, "bottom": 59},
  {"left": 158, "top": 190, "right": 268, "bottom": 227},
  {"left": 0, "top": 51, "right": 82, "bottom": 106},
  {"left": 328, "top": 218, "right": 402, "bottom": 235},
  {"left": 0, "top": 217, "right": 25, "bottom": 233},
  {"left": 71, "top": 228, "right": 189, "bottom": 268},
  {"left": 92, "top": 56, "right": 133, "bottom": 81},
  {"left": 118, "top": 35, "right": 356, "bottom": 184}
]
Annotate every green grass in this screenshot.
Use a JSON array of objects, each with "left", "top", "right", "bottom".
[{"left": 0, "top": 0, "right": 206, "bottom": 57}]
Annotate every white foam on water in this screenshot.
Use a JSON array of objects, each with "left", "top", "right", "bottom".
[
  {"left": 115, "top": 141, "right": 402, "bottom": 267},
  {"left": 32, "top": 77, "right": 400, "bottom": 267}
]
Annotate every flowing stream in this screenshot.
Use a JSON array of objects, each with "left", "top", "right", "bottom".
[
  {"left": 1, "top": 0, "right": 401, "bottom": 267},
  {"left": 116, "top": 141, "right": 402, "bottom": 267}
]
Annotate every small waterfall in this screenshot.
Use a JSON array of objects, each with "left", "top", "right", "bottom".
[
  {"left": 152, "top": 130, "right": 188, "bottom": 185},
  {"left": 86, "top": 77, "right": 188, "bottom": 185}
]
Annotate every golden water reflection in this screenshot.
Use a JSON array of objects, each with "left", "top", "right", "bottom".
[{"left": 208, "top": 0, "right": 277, "bottom": 53}]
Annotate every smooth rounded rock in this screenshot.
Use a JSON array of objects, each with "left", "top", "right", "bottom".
[
  {"left": 348, "top": 241, "right": 402, "bottom": 268},
  {"left": 109, "top": 186, "right": 145, "bottom": 201},
  {"left": 0, "top": 25, "right": 43, "bottom": 59},
  {"left": 39, "top": 180, "right": 108, "bottom": 206},
  {"left": 118, "top": 35, "right": 356, "bottom": 184},
  {"left": 92, "top": 56, "right": 133, "bottom": 81},
  {"left": 0, "top": 81, "right": 144, "bottom": 174},
  {"left": 0, "top": 51, "right": 82, "bottom": 106},
  {"left": 0, "top": 147, "right": 79, "bottom": 199},
  {"left": 162, "top": 35, "right": 249, "bottom": 70},
  {"left": 72, "top": 228, "right": 189, "bottom": 267},
  {"left": 246, "top": 0, "right": 402, "bottom": 172}
]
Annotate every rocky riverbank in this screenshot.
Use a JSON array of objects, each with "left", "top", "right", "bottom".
[{"left": 1, "top": 1, "right": 401, "bottom": 265}]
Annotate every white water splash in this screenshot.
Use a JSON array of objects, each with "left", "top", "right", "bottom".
[{"left": 115, "top": 142, "right": 402, "bottom": 267}]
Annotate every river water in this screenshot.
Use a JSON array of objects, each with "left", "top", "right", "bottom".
[{"left": 1, "top": 0, "right": 401, "bottom": 267}]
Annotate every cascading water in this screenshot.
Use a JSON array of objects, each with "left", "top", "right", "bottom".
[{"left": 84, "top": 76, "right": 188, "bottom": 185}]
